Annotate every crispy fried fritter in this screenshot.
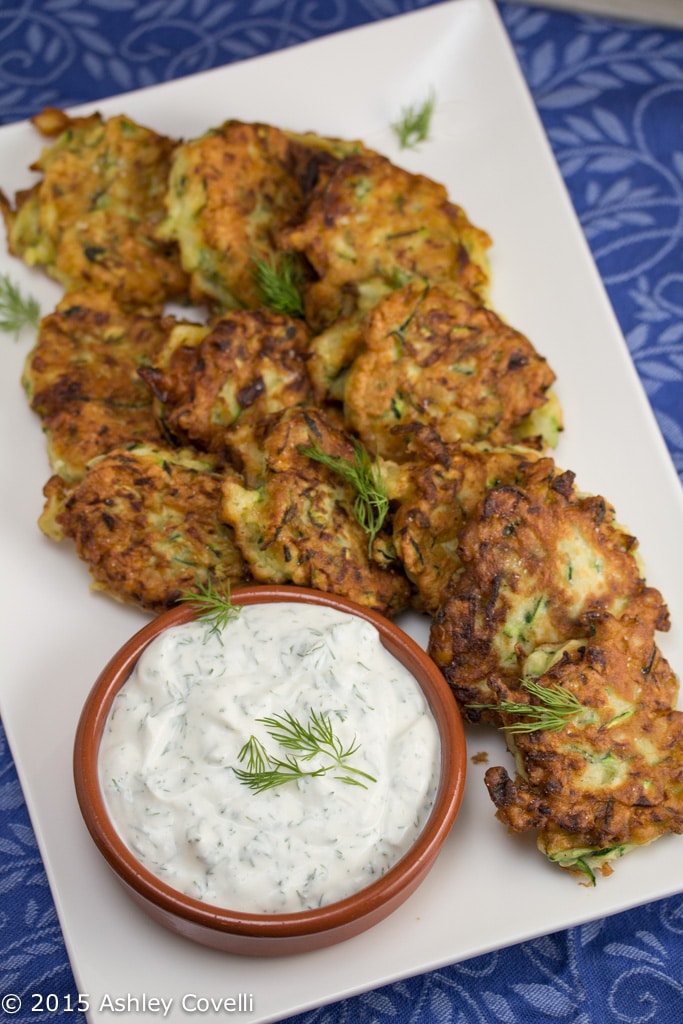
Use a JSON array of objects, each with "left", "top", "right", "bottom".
[
  {"left": 428, "top": 456, "right": 670, "bottom": 718},
  {"left": 343, "top": 280, "right": 558, "bottom": 461},
  {"left": 42, "top": 401, "right": 165, "bottom": 485},
  {"left": 40, "top": 444, "right": 250, "bottom": 612},
  {"left": 219, "top": 406, "right": 412, "bottom": 615},
  {"left": 483, "top": 608, "right": 683, "bottom": 880},
  {"left": 24, "top": 290, "right": 170, "bottom": 413},
  {"left": 281, "top": 151, "right": 492, "bottom": 333},
  {"left": 158, "top": 120, "right": 311, "bottom": 311},
  {"left": 384, "top": 428, "right": 543, "bottom": 615},
  {"left": 139, "top": 308, "right": 313, "bottom": 477},
  {"left": 283, "top": 129, "right": 373, "bottom": 193},
  {"left": 23, "top": 289, "right": 172, "bottom": 481},
  {"left": 0, "top": 108, "right": 187, "bottom": 308}
]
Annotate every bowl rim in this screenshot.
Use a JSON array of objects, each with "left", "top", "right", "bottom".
[{"left": 73, "top": 583, "right": 467, "bottom": 939}]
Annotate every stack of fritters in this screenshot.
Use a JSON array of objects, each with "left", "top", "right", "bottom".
[
  {"left": 426, "top": 453, "right": 679, "bottom": 879},
  {"left": 158, "top": 119, "right": 371, "bottom": 313},
  {"left": 428, "top": 457, "right": 668, "bottom": 714},
  {"left": 4, "top": 106, "right": 681, "bottom": 878},
  {"left": 482, "top": 608, "right": 683, "bottom": 880},
  {"left": 5, "top": 106, "right": 540, "bottom": 616},
  {"left": 220, "top": 405, "right": 412, "bottom": 616}
]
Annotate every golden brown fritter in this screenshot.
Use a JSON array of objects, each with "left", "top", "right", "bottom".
[
  {"left": 23, "top": 289, "right": 172, "bottom": 482},
  {"left": 385, "top": 428, "right": 543, "bottom": 615},
  {"left": 428, "top": 456, "right": 670, "bottom": 719},
  {"left": 283, "top": 129, "right": 371, "bottom": 193},
  {"left": 219, "top": 406, "right": 412, "bottom": 616},
  {"left": 40, "top": 444, "right": 250, "bottom": 613},
  {"left": 42, "top": 402, "right": 165, "bottom": 486},
  {"left": 281, "top": 151, "right": 492, "bottom": 333},
  {"left": 24, "top": 289, "right": 171, "bottom": 413},
  {"left": 343, "top": 280, "right": 558, "bottom": 461},
  {"left": 0, "top": 108, "right": 187, "bottom": 309},
  {"left": 483, "top": 607, "right": 683, "bottom": 881},
  {"left": 158, "top": 119, "right": 310, "bottom": 312},
  {"left": 139, "top": 308, "right": 313, "bottom": 477}
]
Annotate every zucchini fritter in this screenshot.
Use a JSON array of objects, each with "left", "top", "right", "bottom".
[
  {"left": 40, "top": 444, "right": 250, "bottom": 612},
  {"left": 385, "top": 429, "right": 543, "bottom": 615},
  {"left": 41, "top": 402, "right": 165, "bottom": 487},
  {"left": 23, "top": 289, "right": 172, "bottom": 482},
  {"left": 428, "top": 456, "right": 670, "bottom": 719},
  {"left": 219, "top": 406, "right": 412, "bottom": 616},
  {"left": 158, "top": 120, "right": 309, "bottom": 311},
  {"left": 139, "top": 308, "right": 312, "bottom": 477},
  {"left": 343, "top": 280, "right": 558, "bottom": 461},
  {"left": 281, "top": 151, "right": 492, "bottom": 333},
  {"left": 0, "top": 108, "right": 187, "bottom": 308},
  {"left": 484, "top": 608, "right": 683, "bottom": 880}
]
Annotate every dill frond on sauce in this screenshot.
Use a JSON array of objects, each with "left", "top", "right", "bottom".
[
  {"left": 0, "top": 274, "right": 41, "bottom": 337},
  {"left": 234, "top": 709, "right": 377, "bottom": 793}
]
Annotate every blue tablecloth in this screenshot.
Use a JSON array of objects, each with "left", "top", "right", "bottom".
[{"left": 1, "top": 2, "right": 682, "bottom": 1022}]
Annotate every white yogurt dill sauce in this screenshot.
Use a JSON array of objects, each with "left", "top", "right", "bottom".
[{"left": 99, "top": 602, "right": 441, "bottom": 914}]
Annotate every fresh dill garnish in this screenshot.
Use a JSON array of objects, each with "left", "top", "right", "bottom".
[
  {"left": 298, "top": 438, "right": 389, "bottom": 552},
  {"left": 237, "top": 734, "right": 270, "bottom": 776},
  {"left": 468, "top": 677, "right": 585, "bottom": 734},
  {"left": 234, "top": 709, "right": 377, "bottom": 794},
  {"left": 391, "top": 89, "right": 436, "bottom": 149},
  {"left": 252, "top": 252, "right": 304, "bottom": 317},
  {"left": 178, "top": 577, "right": 240, "bottom": 638},
  {"left": 0, "top": 274, "right": 41, "bottom": 337}
]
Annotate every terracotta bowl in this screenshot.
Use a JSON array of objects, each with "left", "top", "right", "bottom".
[{"left": 73, "top": 584, "right": 467, "bottom": 956}]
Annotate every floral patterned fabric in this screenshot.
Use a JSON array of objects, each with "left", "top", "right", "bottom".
[
  {"left": 1, "top": 2, "right": 682, "bottom": 1021},
  {"left": 503, "top": 2, "right": 683, "bottom": 481}
]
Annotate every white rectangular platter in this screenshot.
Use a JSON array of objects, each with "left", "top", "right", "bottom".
[{"left": 1, "top": 1, "right": 682, "bottom": 1021}]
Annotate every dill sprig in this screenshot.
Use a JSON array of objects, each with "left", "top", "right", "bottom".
[
  {"left": 0, "top": 274, "right": 41, "bottom": 338},
  {"left": 469, "top": 678, "right": 585, "bottom": 734},
  {"left": 391, "top": 89, "right": 436, "bottom": 149},
  {"left": 252, "top": 251, "right": 304, "bottom": 317},
  {"left": 298, "top": 438, "right": 389, "bottom": 552},
  {"left": 178, "top": 577, "right": 240, "bottom": 638},
  {"left": 234, "top": 709, "right": 377, "bottom": 794}
]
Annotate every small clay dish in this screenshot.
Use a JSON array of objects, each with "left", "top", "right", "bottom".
[{"left": 73, "top": 584, "right": 467, "bottom": 956}]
